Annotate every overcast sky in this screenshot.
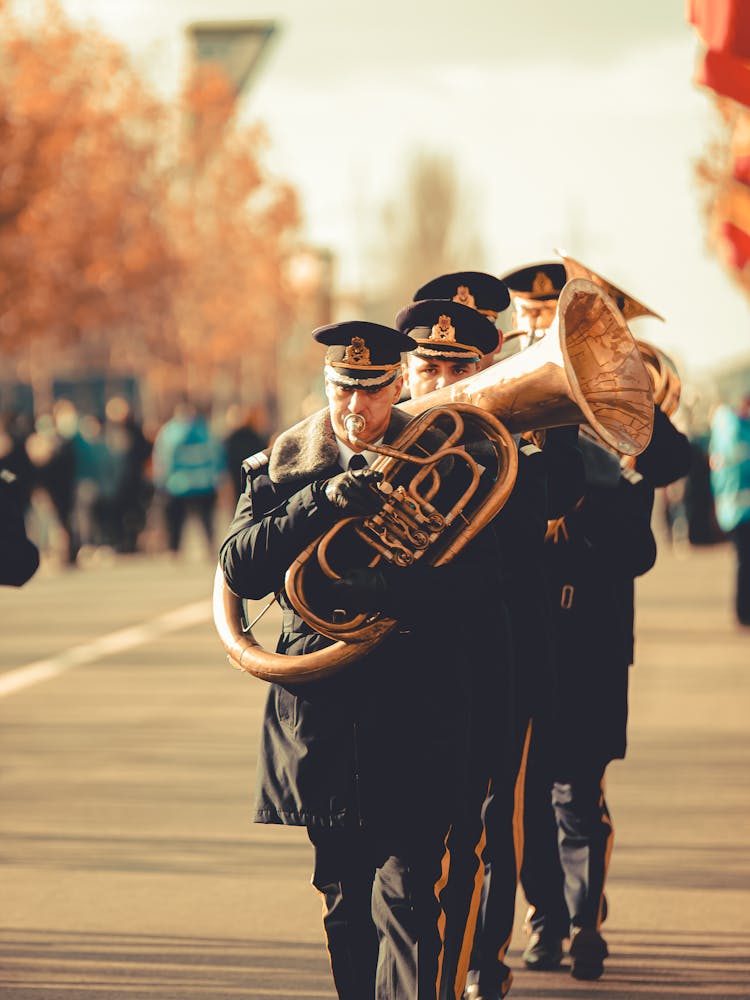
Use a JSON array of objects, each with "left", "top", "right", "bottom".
[{"left": 41, "top": 0, "right": 750, "bottom": 381}]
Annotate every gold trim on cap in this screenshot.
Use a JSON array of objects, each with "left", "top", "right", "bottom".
[
  {"left": 415, "top": 345, "right": 481, "bottom": 360},
  {"left": 324, "top": 364, "right": 399, "bottom": 388},
  {"left": 477, "top": 307, "right": 499, "bottom": 323}
]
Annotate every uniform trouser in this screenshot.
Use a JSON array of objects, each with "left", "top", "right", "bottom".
[
  {"left": 552, "top": 765, "right": 613, "bottom": 933},
  {"left": 460, "top": 719, "right": 533, "bottom": 996},
  {"left": 436, "top": 771, "right": 490, "bottom": 1000},
  {"left": 309, "top": 822, "right": 453, "bottom": 1000},
  {"left": 163, "top": 492, "right": 216, "bottom": 552},
  {"left": 519, "top": 726, "right": 570, "bottom": 939}
]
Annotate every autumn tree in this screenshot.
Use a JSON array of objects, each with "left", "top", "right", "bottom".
[
  {"left": 0, "top": 2, "right": 177, "bottom": 407},
  {"left": 0, "top": 0, "right": 300, "bottom": 419},
  {"left": 166, "top": 63, "right": 300, "bottom": 414}
]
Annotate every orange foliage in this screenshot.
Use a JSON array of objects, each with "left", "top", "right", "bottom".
[
  {"left": 0, "top": 1, "right": 300, "bottom": 407},
  {"left": 0, "top": 2, "right": 176, "bottom": 358},
  {"left": 169, "top": 63, "right": 300, "bottom": 395}
]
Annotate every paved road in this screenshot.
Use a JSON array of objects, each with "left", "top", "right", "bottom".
[{"left": 1, "top": 540, "right": 749, "bottom": 999}]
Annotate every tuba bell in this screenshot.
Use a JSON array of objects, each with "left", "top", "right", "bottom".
[
  {"left": 557, "top": 250, "right": 681, "bottom": 414},
  {"left": 213, "top": 278, "right": 654, "bottom": 684},
  {"left": 401, "top": 277, "right": 654, "bottom": 455}
]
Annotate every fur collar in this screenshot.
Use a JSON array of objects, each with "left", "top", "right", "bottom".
[{"left": 268, "top": 407, "right": 411, "bottom": 484}]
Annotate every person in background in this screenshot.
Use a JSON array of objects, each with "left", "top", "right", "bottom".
[
  {"left": 104, "top": 396, "right": 153, "bottom": 554},
  {"left": 709, "top": 395, "right": 750, "bottom": 627},
  {"left": 222, "top": 403, "right": 266, "bottom": 498},
  {"left": 152, "top": 399, "right": 226, "bottom": 557},
  {"left": 73, "top": 413, "right": 121, "bottom": 551},
  {"left": 0, "top": 465, "right": 39, "bottom": 586},
  {"left": 0, "top": 410, "right": 35, "bottom": 514},
  {"left": 26, "top": 400, "right": 80, "bottom": 566}
]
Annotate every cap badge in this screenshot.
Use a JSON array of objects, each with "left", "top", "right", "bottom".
[
  {"left": 532, "top": 272, "right": 555, "bottom": 296},
  {"left": 343, "top": 337, "right": 371, "bottom": 366},
  {"left": 453, "top": 285, "right": 476, "bottom": 308},
  {"left": 430, "top": 315, "right": 456, "bottom": 342}
]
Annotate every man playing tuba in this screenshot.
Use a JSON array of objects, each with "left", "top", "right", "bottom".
[
  {"left": 503, "top": 257, "right": 691, "bottom": 982},
  {"left": 396, "top": 274, "right": 586, "bottom": 1000},
  {"left": 219, "top": 320, "right": 501, "bottom": 1000}
]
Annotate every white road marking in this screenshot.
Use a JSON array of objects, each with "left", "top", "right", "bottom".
[{"left": 0, "top": 600, "right": 212, "bottom": 698}]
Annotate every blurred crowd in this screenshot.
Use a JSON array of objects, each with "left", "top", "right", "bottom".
[
  {"left": 0, "top": 396, "right": 267, "bottom": 568},
  {"left": 1, "top": 386, "right": 748, "bottom": 578},
  {"left": 652, "top": 395, "right": 729, "bottom": 550}
]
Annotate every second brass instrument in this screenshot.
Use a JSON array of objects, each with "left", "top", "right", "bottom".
[{"left": 557, "top": 251, "right": 681, "bottom": 415}]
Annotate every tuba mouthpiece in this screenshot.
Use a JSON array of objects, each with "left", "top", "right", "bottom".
[{"left": 344, "top": 413, "right": 366, "bottom": 443}]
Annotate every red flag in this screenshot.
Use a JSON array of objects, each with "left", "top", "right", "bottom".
[
  {"left": 689, "top": 1, "right": 750, "bottom": 277},
  {"left": 688, "top": 0, "right": 750, "bottom": 58},
  {"left": 697, "top": 48, "right": 750, "bottom": 105},
  {"left": 718, "top": 220, "right": 750, "bottom": 268}
]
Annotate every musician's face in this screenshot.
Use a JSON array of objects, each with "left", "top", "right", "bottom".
[
  {"left": 403, "top": 355, "right": 479, "bottom": 398},
  {"left": 325, "top": 376, "right": 403, "bottom": 447},
  {"left": 513, "top": 299, "right": 557, "bottom": 340}
]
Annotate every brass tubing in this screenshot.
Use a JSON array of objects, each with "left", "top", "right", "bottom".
[{"left": 400, "top": 279, "right": 654, "bottom": 457}]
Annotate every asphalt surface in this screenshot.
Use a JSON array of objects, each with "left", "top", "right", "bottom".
[{"left": 1, "top": 536, "right": 749, "bottom": 999}]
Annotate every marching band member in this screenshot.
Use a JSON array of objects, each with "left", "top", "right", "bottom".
[
  {"left": 397, "top": 274, "right": 584, "bottom": 1000},
  {"left": 509, "top": 260, "right": 691, "bottom": 980},
  {"left": 220, "top": 320, "right": 499, "bottom": 1000}
]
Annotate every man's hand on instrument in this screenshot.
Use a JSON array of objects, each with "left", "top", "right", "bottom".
[{"left": 322, "top": 468, "right": 385, "bottom": 517}]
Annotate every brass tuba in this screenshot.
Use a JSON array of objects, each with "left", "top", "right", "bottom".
[
  {"left": 557, "top": 250, "right": 681, "bottom": 414},
  {"left": 214, "top": 405, "right": 518, "bottom": 684},
  {"left": 633, "top": 339, "right": 681, "bottom": 417},
  {"left": 213, "top": 278, "right": 654, "bottom": 684}
]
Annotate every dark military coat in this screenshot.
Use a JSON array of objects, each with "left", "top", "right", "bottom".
[
  {"left": 220, "top": 407, "right": 497, "bottom": 834},
  {"left": 613, "top": 407, "right": 692, "bottom": 663},
  {"left": 543, "top": 464, "right": 657, "bottom": 771},
  {"left": 491, "top": 427, "right": 585, "bottom": 726},
  {"left": 454, "top": 426, "right": 585, "bottom": 784}
]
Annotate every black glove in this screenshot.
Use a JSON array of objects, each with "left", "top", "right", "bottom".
[
  {"left": 330, "top": 568, "right": 389, "bottom": 613},
  {"left": 322, "top": 468, "right": 385, "bottom": 517}
]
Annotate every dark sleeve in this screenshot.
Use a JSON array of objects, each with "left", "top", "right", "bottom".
[
  {"left": 219, "top": 477, "right": 338, "bottom": 600},
  {"left": 580, "top": 478, "right": 657, "bottom": 580},
  {"left": 543, "top": 425, "right": 586, "bottom": 518},
  {"left": 635, "top": 407, "right": 692, "bottom": 488},
  {"left": 0, "top": 476, "right": 40, "bottom": 587}
]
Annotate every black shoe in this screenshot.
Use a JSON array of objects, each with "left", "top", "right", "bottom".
[
  {"left": 522, "top": 930, "right": 564, "bottom": 970},
  {"left": 463, "top": 972, "right": 513, "bottom": 999},
  {"left": 569, "top": 927, "right": 608, "bottom": 980}
]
